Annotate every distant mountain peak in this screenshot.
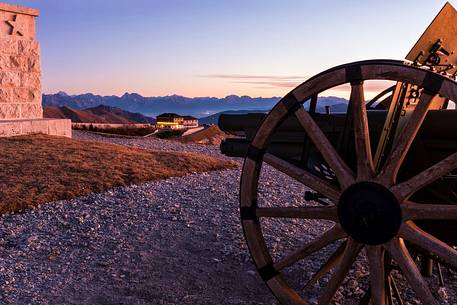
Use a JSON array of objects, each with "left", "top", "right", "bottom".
[
  {"left": 225, "top": 94, "right": 240, "bottom": 99},
  {"left": 121, "top": 92, "right": 143, "bottom": 99}
]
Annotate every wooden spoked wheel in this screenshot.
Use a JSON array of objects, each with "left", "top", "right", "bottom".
[{"left": 240, "top": 60, "right": 457, "bottom": 305}]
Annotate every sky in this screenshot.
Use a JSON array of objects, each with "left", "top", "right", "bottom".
[{"left": 2, "top": 0, "right": 453, "bottom": 98}]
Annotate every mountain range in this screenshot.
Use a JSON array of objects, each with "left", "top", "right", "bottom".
[
  {"left": 199, "top": 101, "right": 350, "bottom": 125},
  {"left": 44, "top": 105, "right": 155, "bottom": 124},
  {"left": 43, "top": 92, "right": 349, "bottom": 119}
]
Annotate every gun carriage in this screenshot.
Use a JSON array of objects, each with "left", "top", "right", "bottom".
[{"left": 219, "top": 3, "right": 457, "bottom": 304}]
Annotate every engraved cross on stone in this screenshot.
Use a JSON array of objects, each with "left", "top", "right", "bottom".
[{"left": 6, "top": 14, "right": 25, "bottom": 36}]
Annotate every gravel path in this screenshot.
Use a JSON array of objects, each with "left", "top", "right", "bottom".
[
  {"left": 73, "top": 131, "right": 221, "bottom": 156},
  {"left": 0, "top": 131, "right": 456, "bottom": 305}
]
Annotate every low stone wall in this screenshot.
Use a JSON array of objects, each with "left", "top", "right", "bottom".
[
  {"left": 72, "top": 123, "right": 152, "bottom": 129},
  {"left": 0, "top": 118, "right": 71, "bottom": 137}
]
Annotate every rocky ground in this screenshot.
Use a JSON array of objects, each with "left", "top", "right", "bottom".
[{"left": 0, "top": 131, "right": 456, "bottom": 304}]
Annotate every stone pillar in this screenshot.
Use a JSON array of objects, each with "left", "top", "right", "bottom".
[
  {"left": 0, "top": 3, "right": 41, "bottom": 119},
  {"left": 0, "top": 2, "right": 71, "bottom": 137}
]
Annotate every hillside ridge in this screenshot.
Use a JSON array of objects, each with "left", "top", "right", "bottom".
[{"left": 44, "top": 105, "right": 155, "bottom": 124}]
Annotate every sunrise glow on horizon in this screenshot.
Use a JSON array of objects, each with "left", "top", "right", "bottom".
[{"left": 2, "top": 0, "right": 453, "bottom": 99}]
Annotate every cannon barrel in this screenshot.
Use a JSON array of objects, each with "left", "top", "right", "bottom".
[
  {"left": 219, "top": 110, "right": 457, "bottom": 160},
  {"left": 219, "top": 112, "right": 351, "bottom": 137},
  {"left": 218, "top": 111, "right": 389, "bottom": 159}
]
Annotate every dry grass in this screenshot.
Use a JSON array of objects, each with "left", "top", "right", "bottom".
[{"left": 0, "top": 135, "right": 237, "bottom": 214}]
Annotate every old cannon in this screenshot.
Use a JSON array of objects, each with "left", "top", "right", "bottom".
[{"left": 219, "top": 3, "right": 457, "bottom": 305}]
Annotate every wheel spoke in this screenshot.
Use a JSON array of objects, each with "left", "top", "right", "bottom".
[
  {"left": 309, "top": 93, "right": 318, "bottom": 114},
  {"left": 263, "top": 153, "right": 340, "bottom": 201},
  {"left": 366, "top": 246, "right": 385, "bottom": 305},
  {"left": 385, "top": 238, "right": 438, "bottom": 305},
  {"left": 274, "top": 225, "right": 346, "bottom": 271},
  {"left": 399, "top": 221, "right": 457, "bottom": 269},
  {"left": 295, "top": 107, "right": 355, "bottom": 188},
  {"left": 391, "top": 151, "right": 457, "bottom": 201},
  {"left": 256, "top": 206, "right": 337, "bottom": 221},
  {"left": 351, "top": 83, "right": 375, "bottom": 181},
  {"left": 318, "top": 238, "right": 362, "bottom": 305},
  {"left": 378, "top": 92, "right": 436, "bottom": 186},
  {"left": 304, "top": 241, "right": 346, "bottom": 289},
  {"left": 402, "top": 201, "right": 457, "bottom": 220}
]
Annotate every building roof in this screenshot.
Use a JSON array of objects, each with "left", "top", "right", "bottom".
[
  {"left": 183, "top": 116, "right": 198, "bottom": 120},
  {"left": 156, "top": 113, "right": 181, "bottom": 119},
  {"left": 156, "top": 113, "right": 198, "bottom": 121}
]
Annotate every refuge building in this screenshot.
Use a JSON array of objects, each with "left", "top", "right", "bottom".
[{"left": 156, "top": 113, "right": 198, "bottom": 130}]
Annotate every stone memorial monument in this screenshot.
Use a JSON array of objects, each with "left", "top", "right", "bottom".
[{"left": 0, "top": 2, "right": 71, "bottom": 137}]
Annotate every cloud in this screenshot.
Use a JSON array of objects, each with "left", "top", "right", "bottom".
[
  {"left": 198, "top": 74, "right": 396, "bottom": 94},
  {"left": 197, "top": 74, "right": 308, "bottom": 89},
  {"left": 198, "top": 74, "right": 307, "bottom": 80},
  {"left": 231, "top": 80, "right": 302, "bottom": 88}
]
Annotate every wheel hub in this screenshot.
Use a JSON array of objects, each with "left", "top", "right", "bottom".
[{"left": 338, "top": 182, "right": 402, "bottom": 245}]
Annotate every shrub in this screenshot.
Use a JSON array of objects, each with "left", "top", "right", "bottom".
[{"left": 156, "top": 129, "right": 184, "bottom": 139}]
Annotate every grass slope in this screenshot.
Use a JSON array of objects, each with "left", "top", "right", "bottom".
[{"left": 0, "top": 135, "right": 237, "bottom": 214}]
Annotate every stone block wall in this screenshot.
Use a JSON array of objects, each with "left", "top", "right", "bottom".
[{"left": 0, "top": 3, "right": 41, "bottom": 120}]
